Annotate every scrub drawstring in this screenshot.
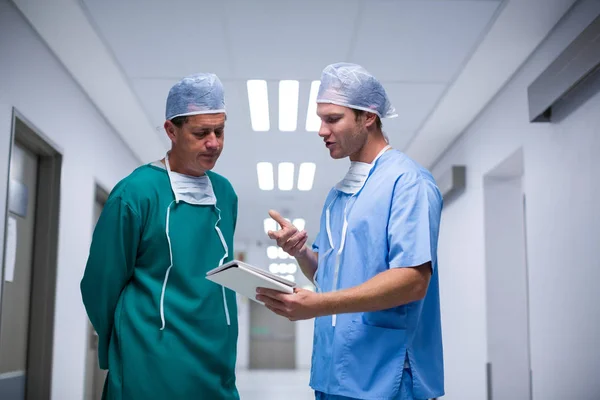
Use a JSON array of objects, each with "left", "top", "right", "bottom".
[
  {"left": 160, "top": 200, "right": 176, "bottom": 330},
  {"left": 159, "top": 201, "right": 231, "bottom": 330},
  {"left": 214, "top": 205, "right": 231, "bottom": 326}
]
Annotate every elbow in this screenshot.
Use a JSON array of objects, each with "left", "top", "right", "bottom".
[
  {"left": 410, "top": 262, "right": 432, "bottom": 301},
  {"left": 412, "top": 281, "right": 428, "bottom": 301}
]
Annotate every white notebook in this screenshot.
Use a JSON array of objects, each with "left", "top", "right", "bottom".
[{"left": 206, "top": 260, "right": 296, "bottom": 304}]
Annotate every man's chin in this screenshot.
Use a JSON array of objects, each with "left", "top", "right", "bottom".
[
  {"left": 329, "top": 149, "right": 346, "bottom": 160},
  {"left": 199, "top": 159, "right": 218, "bottom": 172}
]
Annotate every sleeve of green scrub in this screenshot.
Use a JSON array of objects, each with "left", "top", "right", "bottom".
[
  {"left": 80, "top": 196, "right": 141, "bottom": 369},
  {"left": 388, "top": 174, "right": 433, "bottom": 270}
]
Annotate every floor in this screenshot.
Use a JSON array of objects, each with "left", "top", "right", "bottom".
[{"left": 236, "top": 369, "right": 314, "bottom": 400}]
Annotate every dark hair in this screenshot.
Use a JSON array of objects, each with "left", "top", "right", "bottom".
[
  {"left": 170, "top": 116, "right": 188, "bottom": 128},
  {"left": 352, "top": 109, "right": 382, "bottom": 130}
]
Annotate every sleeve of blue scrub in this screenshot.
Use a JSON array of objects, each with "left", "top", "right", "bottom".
[
  {"left": 312, "top": 231, "right": 320, "bottom": 253},
  {"left": 388, "top": 174, "right": 433, "bottom": 269},
  {"left": 80, "top": 196, "right": 141, "bottom": 369}
]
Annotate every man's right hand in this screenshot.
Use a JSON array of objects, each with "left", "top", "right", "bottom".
[{"left": 267, "top": 209, "right": 308, "bottom": 258}]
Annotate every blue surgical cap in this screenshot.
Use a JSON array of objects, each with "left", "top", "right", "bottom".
[
  {"left": 165, "top": 73, "right": 226, "bottom": 120},
  {"left": 317, "top": 62, "right": 397, "bottom": 119}
]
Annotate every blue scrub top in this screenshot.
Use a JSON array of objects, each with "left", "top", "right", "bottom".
[{"left": 310, "top": 149, "right": 444, "bottom": 400}]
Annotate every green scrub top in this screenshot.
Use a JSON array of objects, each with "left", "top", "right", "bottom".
[{"left": 81, "top": 163, "right": 239, "bottom": 399}]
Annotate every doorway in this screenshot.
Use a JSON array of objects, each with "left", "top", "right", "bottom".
[
  {"left": 83, "top": 186, "right": 109, "bottom": 400},
  {"left": 0, "top": 111, "right": 62, "bottom": 400},
  {"left": 483, "top": 148, "right": 532, "bottom": 400},
  {"left": 249, "top": 300, "right": 296, "bottom": 369}
]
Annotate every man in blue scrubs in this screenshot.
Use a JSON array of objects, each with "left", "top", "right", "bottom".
[{"left": 257, "top": 62, "right": 444, "bottom": 400}]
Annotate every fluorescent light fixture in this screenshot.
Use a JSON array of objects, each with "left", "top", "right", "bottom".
[
  {"left": 305, "top": 80, "right": 321, "bottom": 131},
  {"left": 257, "top": 162, "right": 274, "bottom": 190},
  {"left": 292, "top": 218, "right": 306, "bottom": 231},
  {"left": 279, "top": 80, "right": 299, "bottom": 131},
  {"left": 278, "top": 162, "right": 294, "bottom": 191},
  {"left": 269, "top": 263, "right": 279, "bottom": 274},
  {"left": 267, "top": 246, "right": 278, "bottom": 260},
  {"left": 277, "top": 247, "right": 288, "bottom": 260},
  {"left": 285, "top": 274, "right": 296, "bottom": 283},
  {"left": 297, "top": 162, "right": 316, "bottom": 191},
  {"left": 247, "top": 80, "right": 270, "bottom": 131},
  {"left": 264, "top": 218, "right": 277, "bottom": 234},
  {"left": 287, "top": 263, "right": 297, "bottom": 274}
]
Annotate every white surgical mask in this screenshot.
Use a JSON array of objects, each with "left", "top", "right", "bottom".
[
  {"left": 165, "top": 153, "right": 217, "bottom": 205},
  {"left": 335, "top": 161, "right": 372, "bottom": 194},
  {"left": 327, "top": 144, "right": 391, "bottom": 326},
  {"left": 159, "top": 153, "right": 230, "bottom": 331}
]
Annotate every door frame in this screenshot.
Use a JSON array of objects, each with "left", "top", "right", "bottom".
[
  {"left": 483, "top": 148, "right": 532, "bottom": 400},
  {"left": 0, "top": 108, "right": 62, "bottom": 399}
]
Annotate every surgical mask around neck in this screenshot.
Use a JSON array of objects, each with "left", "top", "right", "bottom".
[
  {"left": 165, "top": 153, "right": 216, "bottom": 205},
  {"left": 335, "top": 161, "right": 372, "bottom": 194},
  {"left": 334, "top": 145, "right": 391, "bottom": 195}
]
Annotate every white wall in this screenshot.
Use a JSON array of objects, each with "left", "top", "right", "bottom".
[
  {"left": 0, "top": 1, "right": 145, "bottom": 399},
  {"left": 432, "top": 0, "right": 600, "bottom": 399}
]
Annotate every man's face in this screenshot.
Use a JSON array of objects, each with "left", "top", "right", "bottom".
[
  {"left": 316, "top": 103, "right": 368, "bottom": 159},
  {"left": 165, "top": 113, "right": 225, "bottom": 175}
]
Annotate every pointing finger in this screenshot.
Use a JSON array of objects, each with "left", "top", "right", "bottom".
[{"left": 268, "top": 209, "right": 292, "bottom": 229}]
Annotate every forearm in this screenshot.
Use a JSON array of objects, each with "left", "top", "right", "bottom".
[
  {"left": 319, "top": 264, "right": 430, "bottom": 315},
  {"left": 295, "top": 246, "right": 318, "bottom": 282}
]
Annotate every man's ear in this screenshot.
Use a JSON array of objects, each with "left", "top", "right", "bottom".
[
  {"left": 364, "top": 112, "right": 378, "bottom": 129},
  {"left": 164, "top": 120, "right": 178, "bottom": 143}
]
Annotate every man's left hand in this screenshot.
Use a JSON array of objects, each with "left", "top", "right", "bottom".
[{"left": 256, "top": 287, "right": 323, "bottom": 321}]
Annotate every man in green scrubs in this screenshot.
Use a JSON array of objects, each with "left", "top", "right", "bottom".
[{"left": 81, "top": 73, "right": 239, "bottom": 399}]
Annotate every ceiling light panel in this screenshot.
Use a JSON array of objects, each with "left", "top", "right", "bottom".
[
  {"left": 279, "top": 80, "right": 299, "bottom": 132},
  {"left": 278, "top": 162, "right": 294, "bottom": 191},
  {"left": 247, "top": 80, "right": 270, "bottom": 132},
  {"left": 306, "top": 80, "right": 321, "bottom": 132},
  {"left": 297, "top": 162, "right": 316, "bottom": 191},
  {"left": 257, "top": 162, "right": 274, "bottom": 190}
]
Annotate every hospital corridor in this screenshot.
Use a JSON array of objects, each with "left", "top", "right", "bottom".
[{"left": 1, "top": 0, "right": 600, "bottom": 399}]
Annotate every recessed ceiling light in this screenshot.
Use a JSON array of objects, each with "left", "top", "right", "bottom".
[
  {"left": 267, "top": 246, "right": 278, "bottom": 260},
  {"left": 279, "top": 80, "right": 299, "bottom": 132},
  {"left": 305, "top": 80, "right": 321, "bottom": 132},
  {"left": 292, "top": 218, "right": 305, "bottom": 231},
  {"left": 247, "top": 80, "right": 269, "bottom": 131},
  {"left": 278, "top": 162, "right": 294, "bottom": 191},
  {"left": 297, "top": 162, "right": 316, "bottom": 191},
  {"left": 287, "top": 263, "right": 297, "bottom": 274},
  {"left": 264, "top": 218, "right": 277, "bottom": 234},
  {"left": 257, "top": 162, "right": 274, "bottom": 190}
]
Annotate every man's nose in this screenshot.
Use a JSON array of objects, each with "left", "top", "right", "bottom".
[{"left": 205, "top": 133, "right": 219, "bottom": 149}]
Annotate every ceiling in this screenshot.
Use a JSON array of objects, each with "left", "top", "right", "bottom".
[{"left": 12, "top": 0, "right": 577, "bottom": 258}]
